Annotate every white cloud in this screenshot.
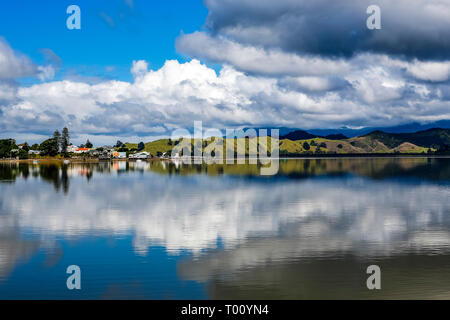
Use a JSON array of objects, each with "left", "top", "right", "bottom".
[
  {"left": 1, "top": 57, "right": 449, "bottom": 143},
  {"left": 406, "top": 60, "right": 450, "bottom": 82},
  {"left": 0, "top": 38, "right": 36, "bottom": 79},
  {"left": 37, "top": 65, "right": 56, "bottom": 82},
  {"left": 131, "top": 60, "right": 148, "bottom": 78}
]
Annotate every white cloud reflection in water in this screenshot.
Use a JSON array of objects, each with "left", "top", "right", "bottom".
[
  {"left": 0, "top": 160, "right": 448, "bottom": 261},
  {"left": 1, "top": 159, "right": 450, "bottom": 298}
]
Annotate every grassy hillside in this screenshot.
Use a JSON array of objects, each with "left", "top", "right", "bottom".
[{"left": 124, "top": 128, "right": 448, "bottom": 157}]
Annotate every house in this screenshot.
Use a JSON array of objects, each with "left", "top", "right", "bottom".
[
  {"left": 66, "top": 145, "right": 79, "bottom": 153},
  {"left": 28, "top": 150, "right": 41, "bottom": 155},
  {"left": 99, "top": 151, "right": 111, "bottom": 160},
  {"left": 88, "top": 149, "right": 100, "bottom": 156},
  {"left": 75, "top": 148, "right": 91, "bottom": 154},
  {"left": 112, "top": 152, "right": 127, "bottom": 159},
  {"left": 130, "top": 151, "right": 151, "bottom": 159}
]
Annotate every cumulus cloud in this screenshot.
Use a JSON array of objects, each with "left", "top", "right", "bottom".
[
  {"left": 406, "top": 61, "right": 450, "bottom": 82},
  {"left": 1, "top": 58, "right": 449, "bottom": 143},
  {"left": 131, "top": 60, "right": 148, "bottom": 78}
]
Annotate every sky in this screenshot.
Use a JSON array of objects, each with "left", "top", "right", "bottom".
[{"left": 0, "top": 0, "right": 449, "bottom": 145}]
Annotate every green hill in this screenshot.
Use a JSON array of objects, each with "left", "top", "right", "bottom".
[{"left": 124, "top": 128, "right": 449, "bottom": 157}]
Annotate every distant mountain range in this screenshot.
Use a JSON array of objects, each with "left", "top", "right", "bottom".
[
  {"left": 300, "top": 120, "right": 450, "bottom": 138},
  {"left": 281, "top": 130, "right": 348, "bottom": 141},
  {"left": 281, "top": 127, "right": 450, "bottom": 147},
  {"left": 228, "top": 120, "right": 450, "bottom": 139}
]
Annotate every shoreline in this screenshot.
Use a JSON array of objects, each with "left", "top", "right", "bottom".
[{"left": 1, "top": 154, "right": 449, "bottom": 164}]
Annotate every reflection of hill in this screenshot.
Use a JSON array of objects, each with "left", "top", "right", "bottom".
[
  {"left": 1, "top": 158, "right": 448, "bottom": 191},
  {"left": 147, "top": 158, "right": 450, "bottom": 182}
]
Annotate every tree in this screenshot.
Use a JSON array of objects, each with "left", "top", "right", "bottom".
[
  {"left": 22, "top": 142, "right": 30, "bottom": 152},
  {"left": 303, "top": 141, "right": 310, "bottom": 151},
  {"left": 61, "top": 127, "right": 70, "bottom": 154},
  {"left": 40, "top": 138, "right": 59, "bottom": 156},
  {"left": 138, "top": 142, "right": 145, "bottom": 151},
  {"left": 115, "top": 140, "right": 123, "bottom": 148},
  {"left": 0, "top": 139, "right": 16, "bottom": 158},
  {"left": 319, "top": 142, "right": 327, "bottom": 149},
  {"left": 53, "top": 130, "right": 61, "bottom": 152},
  {"left": 18, "top": 149, "right": 28, "bottom": 159},
  {"left": 337, "top": 144, "right": 343, "bottom": 149},
  {"left": 31, "top": 143, "right": 39, "bottom": 150},
  {"left": 85, "top": 139, "right": 93, "bottom": 148}
]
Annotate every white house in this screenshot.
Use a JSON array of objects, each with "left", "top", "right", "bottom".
[
  {"left": 66, "top": 145, "right": 79, "bottom": 153},
  {"left": 130, "top": 151, "right": 151, "bottom": 159}
]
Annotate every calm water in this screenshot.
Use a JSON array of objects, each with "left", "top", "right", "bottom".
[{"left": 0, "top": 158, "right": 449, "bottom": 299}]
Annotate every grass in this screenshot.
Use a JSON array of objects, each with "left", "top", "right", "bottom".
[{"left": 123, "top": 135, "right": 435, "bottom": 157}]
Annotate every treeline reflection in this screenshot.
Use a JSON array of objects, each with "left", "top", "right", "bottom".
[{"left": 0, "top": 157, "right": 449, "bottom": 194}]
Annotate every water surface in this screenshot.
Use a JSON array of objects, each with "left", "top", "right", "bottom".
[{"left": 0, "top": 158, "right": 449, "bottom": 299}]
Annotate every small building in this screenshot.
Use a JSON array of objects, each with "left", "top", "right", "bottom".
[
  {"left": 28, "top": 150, "right": 41, "bottom": 155},
  {"left": 112, "top": 152, "right": 127, "bottom": 159},
  {"left": 66, "top": 145, "right": 79, "bottom": 153},
  {"left": 88, "top": 149, "right": 100, "bottom": 156},
  {"left": 75, "top": 148, "right": 91, "bottom": 154},
  {"left": 130, "top": 151, "right": 151, "bottom": 159}
]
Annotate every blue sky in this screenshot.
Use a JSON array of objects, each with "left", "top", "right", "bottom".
[
  {"left": 0, "top": 0, "right": 449, "bottom": 145},
  {"left": 0, "top": 0, "right": 207, "bottom": 82}
]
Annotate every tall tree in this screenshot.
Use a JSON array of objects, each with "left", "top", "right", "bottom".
[
  {"left": 53, "top": 130, "right": 61, "bottom": 152},
  {"left": 85, "top": 139, "right": 93, "bottom": 148},
  {"left": 61, "top": 127, "right": 70, "bottom": 154},
  {"left": 22, "top": 142, "right": 30, "bottom": 152},
  {"left": 138, "top": 142, "right": 145, "bottom": 151}
]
